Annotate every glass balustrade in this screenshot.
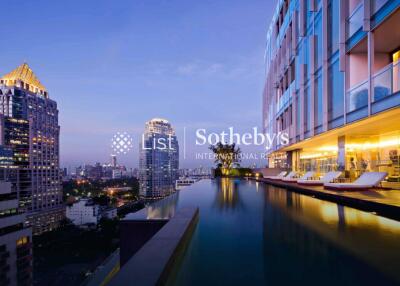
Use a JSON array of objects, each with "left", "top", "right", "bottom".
[
  {"left": 373, "top": 61, "right": 400, "bottom": 102},
  {"left": 347, "top": 3, "right": 363, "bottom": 38},
  {"left": 346, "top": 80, "right": 368, "bottom": 113},
  {"left": 371, "top": 0, "right": 389, "bottom": 15}
]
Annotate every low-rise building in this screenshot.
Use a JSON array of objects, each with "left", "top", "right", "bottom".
[
  {"left": 66, "top": 199, "right": 100, "bottom": 227},
  {"left": 101, "top": 207, "right": 118, "bottom": 220}
]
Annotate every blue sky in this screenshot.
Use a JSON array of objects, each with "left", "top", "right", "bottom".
[{"left": 1, "top": 0, "right": 276, "bottom": 168}]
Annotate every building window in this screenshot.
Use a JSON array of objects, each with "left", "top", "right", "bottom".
[
  {"left": 16, "top": 236, "right": 29, "bottom": 246},
  {"left": 314, "top": 11, "right": 323, "bottom": 68},
  {"left": 296, "top": 92, "right": 301, "bottom": 135},
  {"left": 327, "top": 0, "right": 339, "bottom": 56},
  {"left": 315, "top": 73, "right": 323, "bottom": 127},
  {"left": 328, "top": 60, "right": 344, "bottom": 121},
  {"left": 304, "top": 86, "right": 311, "bottom": 132}
]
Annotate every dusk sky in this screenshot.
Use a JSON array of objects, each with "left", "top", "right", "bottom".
[{"left": 1, "top": 0, "right": 276, "bottom": 169}]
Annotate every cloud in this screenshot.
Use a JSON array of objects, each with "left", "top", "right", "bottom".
[
  {"left": 177, "top": 63, "right": 197, "bottom": 75},
  {"left": 175, "top": 62, "right": 225, "bottom": 77}
]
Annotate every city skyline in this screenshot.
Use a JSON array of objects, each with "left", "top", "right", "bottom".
[
  {"left": 0, "top": 0, "right": 277, "bottom": 169},
  {"left": 1, "top": 1, "right": 400, "bottom": 285}
]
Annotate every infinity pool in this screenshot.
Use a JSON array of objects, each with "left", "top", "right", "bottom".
[{"left": 145, "top": 178, "right": 400, "bottom": 285}]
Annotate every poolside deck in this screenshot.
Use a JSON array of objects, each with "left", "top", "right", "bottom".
[{"left": 256, "top": 178, "right": 400, "bottom": 221}]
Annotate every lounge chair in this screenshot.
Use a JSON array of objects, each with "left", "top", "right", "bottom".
[
  {"left": 298, "top": 171, "right": 342, "bottom": 186},
  {"left": 324, "top": 172, "right": 387, "bottom": 191},
  {"left": 271, "top": 171, "right": 297, "bottom": 181},
  {"left": 265, "top": 171, "right": 287, "bottom": 180},
  {"left": 282, "top": 171, "right": 315, "bottom": 182}
]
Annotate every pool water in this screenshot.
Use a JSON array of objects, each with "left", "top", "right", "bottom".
[{"left": 147, "top": 179, "right": 400, "bottom": 286}]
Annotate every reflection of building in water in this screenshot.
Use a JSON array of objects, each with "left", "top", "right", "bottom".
[
  {"left": 146, "top": 191, "right": 179, "bottom": 219},
  {"left": 262, "top": 185, "right": 400, "bottom": 284},
  {"left": 213, "top": 178, "right": 243, "bottom": 211}
]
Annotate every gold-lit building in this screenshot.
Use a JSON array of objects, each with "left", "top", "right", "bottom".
[
  {"left": 0, "top": 63, "right": 64, "bottom": 234},
  {"left": 263, "top": 1, "right": 400, "bottom": 187}
]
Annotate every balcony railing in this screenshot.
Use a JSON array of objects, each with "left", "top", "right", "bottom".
[
  {"left": 277, "top": 82, "right": 294, "bottom": 115},
  {"left": 346, "top": 80, "right": 368, "bottom": 113},
  {"left": 347, "top": 2, "right": 363, "bottom": 38},
  {"left": 346, "top": 61, "right": 400, "bottom": 112},
  {"left": 372, "top": 0, "right": 390, "bottom": 15},
  {"left": 276, "top": 0, "right": 296, "bottom": 48},
  {"left": 372, "top": 61, "right": 400, "bottom": 102}
]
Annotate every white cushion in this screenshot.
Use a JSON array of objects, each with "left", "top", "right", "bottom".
[{"left": 320, "top": 171, "right": 342, "bottom": 183}]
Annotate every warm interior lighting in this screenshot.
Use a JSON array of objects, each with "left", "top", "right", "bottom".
[
  {"left": 393, "top": 49, "right": 400, "bottom": 63},
  {"left": 346, "top": 138, "right": 400, "bottom": 150}
]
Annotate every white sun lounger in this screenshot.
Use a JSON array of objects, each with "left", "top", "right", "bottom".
[
  {"left": 324, "top": 172, "right": 387, "bottom": 191},
  {"left": 266, "top": 171, "right": 287, "bottom": 180},
  {"left": 298, "top": 171, "right": 342, "bottom": 186},
  {"left": 282, "top": 171, "right": 315, "bottom": 182},
  {"left": 273, "top": 171, "right": 297, "bottom": 181}
]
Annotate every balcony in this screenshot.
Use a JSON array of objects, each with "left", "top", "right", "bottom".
[
  {"left": 372, "top": 0, "right": 390, "bottom": 15},
  {"left": 372, "top": 61, "right": 400, "bottom": 102},
  {"left": 277, "top": 82, "right": 294, "bottom": 115},
  {"left": 346, "top": 61, "right": 400, "bottom": 120},
  {"left": 276, "top": 0, "right": 296, "bottom": 48},
  {"left": 346, "top": 80, "right": 368, "bottom": 113},
  {"left": 347, "top": 2, "right": 363, "bottom": 39}
]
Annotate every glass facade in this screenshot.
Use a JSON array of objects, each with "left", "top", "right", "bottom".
[
  {"left": 315, "top": 72, "right": 323, "bottom": 130},
  {"left": 263, "top": 0, "right": 400, "bottom": 186},
  {"left": 328, "top": 59, "right": 344, "bottom": 122},
  {"left": 139, "top": 118, "right": 179, "bottom": 199}
]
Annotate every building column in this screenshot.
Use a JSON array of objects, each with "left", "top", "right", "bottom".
[
  {"left": 299, "top": 64, "right": 306, "bottom": 140},
  {"left": 310, "top": 35, "right": 316, "bottom": 137},
  {"left": 299, "top": 0, "right": 306, "bottom": 37},
  {"left": 368, "top": 31, "right": 374, "bottom": 115},
  {"left": 322, "top": 0, "right": 329, "bottom": 132},
  {"left": 364, "top": 0, "right": 373, "bottom": 115},
  {"left": 340, "top": 0, "right": 348, "bottom": 123},
  {"left": 337, "top": 135, "right": 346, "bottom": 171}
]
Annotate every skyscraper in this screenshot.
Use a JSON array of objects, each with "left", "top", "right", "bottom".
[
  {"left": 111, "top": 154, "right": 117, "bottom": 168},
  {"left": 262, "top": 1, "right": 400, "bottom": 186},
  {"left": 0, "top": 63, "right": 64, "bottom": 234},
  {"left": 139, "top": 118, "right": 179, "bottom": 199},
  {"left": 0, "top": 178, "right": 33, "bottom": 286}
]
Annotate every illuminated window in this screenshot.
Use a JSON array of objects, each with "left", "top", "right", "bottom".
[{"left": 16, "top": 236, "right": 29, "bottom": 246}]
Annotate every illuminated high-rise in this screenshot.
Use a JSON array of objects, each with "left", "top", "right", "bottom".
[
  {"left": 0, "top": 63, "right": 64, "bottom": 234},
  {"left": 139, "top": 118, "right": 179, "bottom": 198}
]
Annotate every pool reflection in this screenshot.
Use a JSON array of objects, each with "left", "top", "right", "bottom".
[
  {"left": 262, "top": 184, "right": 400, "bottom": 284},
  {"left": 145, "top": 191, "right": 179, "bottom": 219},
  {"left": 212, "top": 178, "right": 244, "bottom": 211}
]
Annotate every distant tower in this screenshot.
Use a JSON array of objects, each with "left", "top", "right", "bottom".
[
  {"left": 111, "top": 154, "right": 117, "bottom": 168},
  {"left": 139, "top": 118, "right": 179, "bottom": 198}
]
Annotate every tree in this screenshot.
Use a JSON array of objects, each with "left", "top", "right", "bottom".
[{"left": 209, "top": 142, "right": 241, "bottom": 175}]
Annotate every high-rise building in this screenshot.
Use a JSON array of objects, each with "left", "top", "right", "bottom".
[
  {"left": 0, "top": 179, "right": 33, "bottom": 286},
  {"left": 139, "top": 118, "right": 179, "bottom": 198},
  {"left": 0, "top": 63, "right": 64, "bottom": 234},
  {"left": 262, "top": 1, "right": 400, "bottom": 186},
  {"left": 111, "top": 154, "right": 117, "bottom": 168}
]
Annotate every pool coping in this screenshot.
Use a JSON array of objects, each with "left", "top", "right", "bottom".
[
  {"left": 108, "top": 207, "right": 199, "bottom": 286},
  {"left": 256, "top": 178, "right": 400, "bottom": 221}
]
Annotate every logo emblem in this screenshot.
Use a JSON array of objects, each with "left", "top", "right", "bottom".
[{"left": 111, "top": 132, "right": 133, "bottom": 154}]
